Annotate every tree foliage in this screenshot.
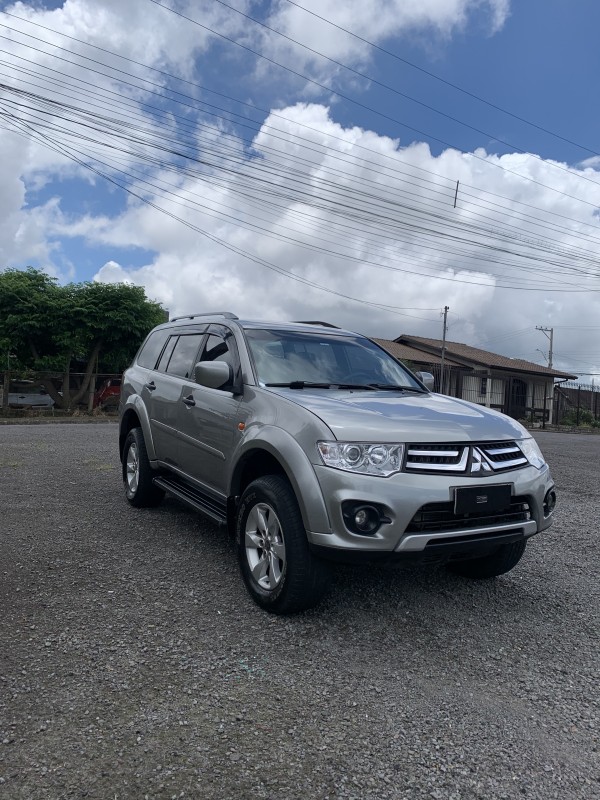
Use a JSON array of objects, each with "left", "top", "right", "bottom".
[{"left": 0, "top": 268, "right": 166, "bottom": 408}]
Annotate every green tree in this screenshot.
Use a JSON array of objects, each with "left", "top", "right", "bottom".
[{"left": 0, "top": 268, "right": 166, "bottom": 409}]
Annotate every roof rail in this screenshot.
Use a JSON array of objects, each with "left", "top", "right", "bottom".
[
  {"left": 292, "top": 320, "right": 339, "bottom": 328},
  {"left": 169, "top": 311, "right": 239, "bottom": 322}
]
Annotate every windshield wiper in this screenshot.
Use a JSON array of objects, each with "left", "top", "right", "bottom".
[
  {"left": 335, "top": 383, "right": 377, "bottom": 390},
  {"left": 265, "top": 381, "right": 333, "bottom": 389},
  {"left": 367, "top": 384, "right": 426, "bottom": 392},
  {"left": 264, "top": 381, "right": 379, "bottom": 390},
  {"left": 264, "top": 381, "right": 421, "bottom": 392}
]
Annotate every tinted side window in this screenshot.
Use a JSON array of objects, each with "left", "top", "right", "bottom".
[
  {"left": 199, "top": 332, "right": 241, "bottom": 391},
  {"left": 156, "top": 336, "right": 178, "bottom": 372},
  {"left": 166, "top": 334, "right": 203, "bottom": 378},
  {"left": 201, "top": 334, "right": 233, "bottom": 367},
  {"left": 137, "top": 330, "right": 170, "bottom": 369}
]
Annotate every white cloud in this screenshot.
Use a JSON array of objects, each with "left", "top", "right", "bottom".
[
  {"left": 261, "top": 0, "right": 511, "bottom": 76},
  {"left": 2, "top": 0, "right": 600, "bottom": 378},
  {"left": 86, "top": 102, "right": 600, "bottom": 377}
]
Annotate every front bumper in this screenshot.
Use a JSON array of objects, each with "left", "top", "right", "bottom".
[{"left": 306, "top": 463, "right": 555, "bottom": 556}]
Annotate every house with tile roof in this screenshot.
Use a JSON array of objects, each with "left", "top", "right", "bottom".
[{"left": 374, "top": 335, "right": 577, "bottom": 423}]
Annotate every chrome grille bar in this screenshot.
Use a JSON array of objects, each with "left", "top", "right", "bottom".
[
  {"left": 404, "top": 441, "right": 529, "bottom": 474},
  {"left": 483, "top": 445, "right": 521, "bottom": 456},
  {"left": 405, "top": 446, "right": 468, "bottom": 472}
]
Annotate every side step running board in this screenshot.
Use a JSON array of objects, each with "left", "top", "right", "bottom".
[{"left": 153, "top": 475, "right": 227, "bottom": 527}]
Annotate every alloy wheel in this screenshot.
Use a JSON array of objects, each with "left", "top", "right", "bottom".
[
  {"left": 244, "top": 502, "right": 287, "bottom": 590},
  {"left": 125, "top": 442, "right": 139, "bottom": 494}
]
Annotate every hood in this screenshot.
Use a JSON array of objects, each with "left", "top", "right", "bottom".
[{"left": 268, "top": 388, "right": 529, "bottom": 443}]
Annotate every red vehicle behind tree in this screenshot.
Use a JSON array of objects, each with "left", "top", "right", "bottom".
[{"left": 93, "top": 378, "right": 121, "bottom": 409}]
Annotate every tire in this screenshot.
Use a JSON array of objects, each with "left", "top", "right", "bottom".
[
  {"left": 122, "top": 427, "right": 164, "bottom": 508},
  {"left": 236, "top": 475, "right": 330, "bottom": 614},
  {"left": 447, "top": 540, "right": 527, "bottom": 579}
]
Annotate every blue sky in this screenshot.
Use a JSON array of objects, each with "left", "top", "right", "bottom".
[{"left": 1, "top": 0, "right": 599, "bottom": 375}]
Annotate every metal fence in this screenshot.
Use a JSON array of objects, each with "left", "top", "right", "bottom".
[{"left": 554, "top": 382, "right": 600, "bottom": 426}]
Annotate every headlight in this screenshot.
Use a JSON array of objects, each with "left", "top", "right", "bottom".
[
  {"left": 317, "top": 441, "right": 404, "bottom": 477},
  {"left": 518, "top": 437, "right": 546, "bottom": 470}
]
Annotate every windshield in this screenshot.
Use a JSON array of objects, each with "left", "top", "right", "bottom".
[{"left": 244, "top": 328, "right": 423, "bottom": 390}]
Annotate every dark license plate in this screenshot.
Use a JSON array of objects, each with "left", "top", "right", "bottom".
[{"left": 454, "top": 484, "right": 511, "bottom": 514}]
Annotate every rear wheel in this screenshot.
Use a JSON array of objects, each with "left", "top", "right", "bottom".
[
  {"left": 236, "top": 475, "right": 330, "bottom": 614},
  {"left": 447, "top": 540, "right": 527, "bottom": 579},
  {"left": 122, "top": 427, "right": 164, "bottom": 508}
]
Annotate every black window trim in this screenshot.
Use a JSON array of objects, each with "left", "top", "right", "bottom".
[
  {"left": 199, "top": 324, "right": 242, "bottom": 394},
  {"left": 164, "top": 332, "right": 206, "bottom": 379}
]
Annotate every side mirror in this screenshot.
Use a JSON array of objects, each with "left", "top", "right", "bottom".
[
  {"left": 415, "top": 371, "right": 435, "bottom": 391},
  {"left": 193, "top": 361, "right": 231, "bottom": 389}
]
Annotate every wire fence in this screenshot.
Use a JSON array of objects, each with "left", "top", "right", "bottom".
[{"left": 553, "top": 382, "right": 600, "bottom": 427}]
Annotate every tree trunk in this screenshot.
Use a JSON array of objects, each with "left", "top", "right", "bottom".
[
  {"left": 62, "top": 358, "right": 72, "bottom": 410},
  {"left": 72, "top": 340, "right": 103, "bottom": 406},
  {"left": 2, "top": 370, "right": 9, "bottom": 409},
  {"left": 28, "top": 339, "right": 41, "bottom": 361}
]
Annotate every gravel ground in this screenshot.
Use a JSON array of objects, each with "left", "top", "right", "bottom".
[{"left": 0, "top": 425, "right": 598, "bottom": 800}]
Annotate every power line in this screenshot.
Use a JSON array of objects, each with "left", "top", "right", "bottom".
[
  {"left": 208, "top": 0, "right": 600, "bottom": 193},
  {"left": 3, "top": 15, "right": 600, "bottom": 241},
  {"left": 4, "top": 50, "right": 600, "bottom": 288},
  {"left": 3, "top": 80, "right": 600, "bottom": 293},
  {"left": 280, "top": 0, "right": 599, "bottom": 158},
  {"left": 7, "top": 52, "right": 600, "bottom": 270},
  {"left": 0, "top": 102, "right": 442, "bottom": 319},
  {"left": 3, "top": 13, "right": 600, "bottom": 306},
  {"left": 143, "top": 0, "right": 600, "bottom": 209}
]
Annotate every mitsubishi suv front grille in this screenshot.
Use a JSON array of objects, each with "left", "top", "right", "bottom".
[{"left": 405, "top": 441, "right": 529, "bottom": 475}]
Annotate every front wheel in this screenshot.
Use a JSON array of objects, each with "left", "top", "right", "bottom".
[
  {"left": 122, "top": 427, "right": 164, "bottom": 508},
  {"left": 236, "top": 476, "right": 330, "bottom": 614},
  {"left": 447, "top": 540, "right": 527, "bottom": 579}
]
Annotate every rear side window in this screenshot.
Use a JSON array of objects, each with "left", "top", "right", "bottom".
[
  {"left": 156, "top": 336, "right": 178, "bottom": 372},
  {"left": 137, "top": 330, "right": 170, "bottom": 369},
  {"left": 166, "top": 334, "right": 203, "bottom": 378}
]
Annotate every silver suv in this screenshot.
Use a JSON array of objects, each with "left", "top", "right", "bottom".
[{"left": 119, "top": 312, "right": 556, "bottom": 613}]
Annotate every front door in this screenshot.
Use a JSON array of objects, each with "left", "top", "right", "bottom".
[
  {"left": 176, "top": 326, "right": 242, "bottom": 494},
  {"left": 149, "top": 332, "right": 205, "bottom": 468}
]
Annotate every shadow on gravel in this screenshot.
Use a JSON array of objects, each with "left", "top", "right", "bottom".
[{"left": 119, "top": 493, "right": 575, "bottom": 650}]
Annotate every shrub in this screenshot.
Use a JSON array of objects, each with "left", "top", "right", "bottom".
[{"left": 561, "top": 409, "right": 597, "bottom": 427}]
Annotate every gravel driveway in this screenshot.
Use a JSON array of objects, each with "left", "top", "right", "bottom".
[{"left": 1, "top": 425, "right": 598, "bottom": 799}]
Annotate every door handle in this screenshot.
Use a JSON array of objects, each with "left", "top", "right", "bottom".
[
  {"left": 145, "top": 381, "right": 156, "bottom": 391},
  {"left": 182, "top": 395, "right": 196, "bottom": 407}
]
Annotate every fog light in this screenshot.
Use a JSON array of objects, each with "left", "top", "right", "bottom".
[
  {"left": 543, "top": 489, "right": 557, "bottom": 516},
  {"left": 355, "top": 507, "right": 379, "bottom": 532},
  {"left": 342, "top": 502, "right": 388, "bottom": 535}
]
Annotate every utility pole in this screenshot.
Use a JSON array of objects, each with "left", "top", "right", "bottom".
[
  {"left": 536, "top": 326, "right": 553, "bottom": 368},
  {"left": 440, "top": 306, "right": 449, "bottom": 393},
  {"left": 536, "top": 326, "right": 554, "bottom": 429}
]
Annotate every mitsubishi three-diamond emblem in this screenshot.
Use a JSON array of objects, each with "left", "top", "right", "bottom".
[{"left": 471, "top": 447, "right": 494, "bottom": 473}]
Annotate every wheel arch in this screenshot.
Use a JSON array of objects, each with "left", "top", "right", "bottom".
[
  {"left": 228, "top": 433, "right": 331, "bottom": 536},
  {"left": 119, "top": 397, "right": 155, "bottom": 462}
]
